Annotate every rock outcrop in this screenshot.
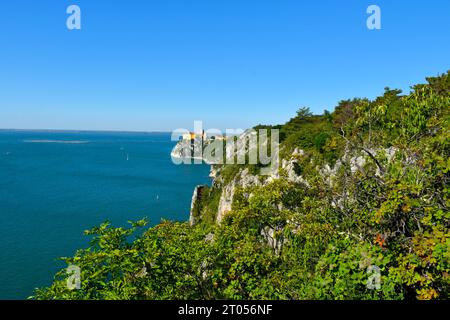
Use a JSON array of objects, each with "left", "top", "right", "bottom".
[
  {"left": 182, "top": 133, "right": 309, "bottom": 226},
  {"left": 280, "top": 148, "right": 309, "bottom": 186},
  {"left": 216, "top": 168, "right": 265, "bottom": 223},
  {"left": 171, "top": 138, "right": 204, "bottom": 162},
  {"left": 189, "top": 185, "right": 206, "bottom": 226}
]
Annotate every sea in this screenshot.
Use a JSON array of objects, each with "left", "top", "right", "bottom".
[{"left": 0, "top": 130, "right": 211, "bottom": 299}]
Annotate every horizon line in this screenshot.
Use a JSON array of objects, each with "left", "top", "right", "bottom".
[{"left": 0, "top": 128, "right": 173, "bottom": 134}]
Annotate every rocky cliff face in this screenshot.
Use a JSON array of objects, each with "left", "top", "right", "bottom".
[
  {"left": 187, "top": 146, "right": 309, "bottom": 225},
  {"left": 213, "top": 147, "right": 310, "bottom": 223},
  {"left": 173, "top": 129, "right": 313, "bottom": 226},
  {"left": 216, "top": 168, "right": 263, "bottom": 223},
  {"left": 189, "top": 185, "right": 205, "bottom": 226},
  {"left": 187, "top": 143, "right": 401, "bottom": 227},
  {"left": 171, "top": 138, "right": 204, "bottom": 162}
]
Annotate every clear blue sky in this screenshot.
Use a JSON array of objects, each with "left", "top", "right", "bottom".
[{"left": 0, "top": 0, "right": 449, "bottom": 132}]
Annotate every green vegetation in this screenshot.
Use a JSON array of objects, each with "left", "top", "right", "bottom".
[
  {"left": 34, "top": 72, "right": 449, "bottom": 300},
  {"left": 192, "top": 185, "right": 222, "bottom": 227}
]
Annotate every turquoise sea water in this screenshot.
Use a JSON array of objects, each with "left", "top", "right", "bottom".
[{"left": 0, "top": 131, "right": 210, "bottom": 299}]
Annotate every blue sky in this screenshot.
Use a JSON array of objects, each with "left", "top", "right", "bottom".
[{"left": 0, "top": 0, "right": 449, "bottom": 132}]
